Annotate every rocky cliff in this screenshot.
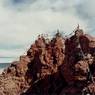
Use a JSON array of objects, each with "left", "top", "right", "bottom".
[{"left": 0, "top": 27, "right": 95, "bottom": 95}]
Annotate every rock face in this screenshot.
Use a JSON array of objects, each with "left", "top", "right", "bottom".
[{"left": 0, "top": 27, "right": 95, "bottom": 95}]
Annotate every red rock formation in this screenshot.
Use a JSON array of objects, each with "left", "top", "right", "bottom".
[{"left": 0, "top": 28, "right": 95, "bottom": 95}]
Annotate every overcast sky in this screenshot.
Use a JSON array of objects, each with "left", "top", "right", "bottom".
[{"left": 0, "top": 0, "right": 95, "bottom": 63}]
